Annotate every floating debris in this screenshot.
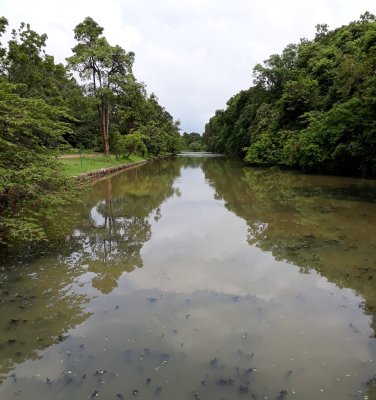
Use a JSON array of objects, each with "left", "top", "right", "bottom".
[
  {"left": 147, "top": 297, "right": 158, "bottom": 303},
  {"left": 185, "top": 314, "right": 191, "bottom": 319},
  {"left": 216, "top": 377, "right": 234, "bottom": 386},
  {"left": 132, "top": 389, "right": 139, "bottom": 396},
  {"left": 276, "top": 389, "right": 288, "bottom": 400},
  {"left": 159, "top": 353, "right": 170, "bottom": 362},
  {"left": 116, "top": 394, "right": 124, "bottom": 399},
  {"left": 154, "top": 386, "right": 162, "bottom": 395},
  {"left": 245, "top": 367, "right": 257, "bottom": 374},
  {"left": 91, "top": 390, "right": 99, "bottom": 398},
  {"left": 146, "top": 378, "right": 151, "bottom": 385},
  {"left": 210, "top": 357, "right": 218, "bottom": 368},
  {"left": 94, "top": 370, "right": 107, "bottom": 376}
]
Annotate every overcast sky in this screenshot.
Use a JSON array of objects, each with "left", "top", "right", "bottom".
[{"left": 2, "top": 1, "right": 375, "bottom": 132}]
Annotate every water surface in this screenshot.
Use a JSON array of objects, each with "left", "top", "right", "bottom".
[{"left": 0, "top": 156, "right": 375, "bottom": 399}]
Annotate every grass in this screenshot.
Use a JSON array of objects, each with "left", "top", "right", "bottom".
[{"left": 58, "top": 154, "right": 145, "bottom": 177}]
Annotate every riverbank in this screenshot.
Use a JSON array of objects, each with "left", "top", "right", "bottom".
[
  {"left": 73, "top": 159, "right": 149, "bottom": 182},
  {"left": 63, "top": 154, "right": 176, "bottom": 182},
  {"left": 58, "top": 154, "right": 145, "bottom": 178}
]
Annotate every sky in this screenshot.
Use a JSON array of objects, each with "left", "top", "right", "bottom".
[{"left": 2, "top": 0, "right": 375, "bottom": 133}]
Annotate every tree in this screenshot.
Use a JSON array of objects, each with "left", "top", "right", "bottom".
[
  {"left": 0, "top": 16, "right": 8, "bottom": 60},
  {"left": 1, "top": 21, "right": 77, "bottom": 107},
  {"left": 112, "top": 131, "right": 147, "bottom": 158},
  {"left": 114, "top": 77, "right": 148, "bottom": 134},
  {"left": 67, "top": 17, "right": 134, "bottom": 155},
  {"left": 4, "top": 22, "right": 48, "bottom": 96},
  {"left": 181, "top": 132, "right": 203, "bottom": 150},
  {"left": 0, "top": 82, "right": 75, "bottom": 245}
]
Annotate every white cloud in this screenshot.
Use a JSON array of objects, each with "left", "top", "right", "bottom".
[{"left": 1, "top": 0, "right": 375, "bottom": 132}]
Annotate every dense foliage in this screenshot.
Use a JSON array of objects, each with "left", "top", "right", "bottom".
[
  {"left": 0, "top": 16, "right": 180, "bottom": 247},
  {"left": 180, "top": 132, "right": 205, "bottom": 151},
  {"left": 203, "top": 13, "right": 376, "bottom": 176}
]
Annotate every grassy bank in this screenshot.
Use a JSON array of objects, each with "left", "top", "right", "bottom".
[{"left": 58, "top": 154, "right": 144, "bottom": 177}]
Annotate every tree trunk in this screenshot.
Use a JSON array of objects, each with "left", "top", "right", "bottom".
[
  {"left": 99, "top": 100, "right": 110, "bottom": 156},
  {"left": 105, "top": 104, "right": 110, "bottom": 155}
]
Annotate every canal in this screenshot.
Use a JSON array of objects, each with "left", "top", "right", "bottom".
[{"left": 0, "top": 154, "right": 375, "bottom": 399}]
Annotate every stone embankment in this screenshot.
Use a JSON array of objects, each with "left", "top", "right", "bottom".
[{"left": 74, "top": 160, "right": 149, "bottom": 182}]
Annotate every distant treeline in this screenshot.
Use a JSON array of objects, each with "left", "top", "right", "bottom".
[{"left": 203, "top": 12, "right": 376, "bottom": 176}]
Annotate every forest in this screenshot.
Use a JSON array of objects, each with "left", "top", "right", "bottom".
[
  {"left": 0, "top": 16, "right": 182, "bottom": 246},
  {"left": 2, "top": 12, "right": 376, "bottom": 247},
  {"left": 203, "top": 12, "right": 376, "bottom": 177}
]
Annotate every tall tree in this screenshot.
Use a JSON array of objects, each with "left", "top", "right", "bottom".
[{"left": 67, "top": 17, "right": 134, "bottom": 155}]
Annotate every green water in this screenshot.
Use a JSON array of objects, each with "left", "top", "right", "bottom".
[{"left": 0, "top": 155, "right": 375, "bottom": 399}]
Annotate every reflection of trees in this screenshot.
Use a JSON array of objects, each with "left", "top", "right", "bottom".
[
  {"left": 67, "top": 159, "right": 181, "bottom": 294},
  {"left": 0, "top": 158, "right": 181, "bottom": 380},
  {"left": 202, "top": 158, "right": 376, "bottom": 334},
  {"left": 177, "top": 153, "right": 224, "bottom": 169},
  {"left": 0, "top": 250, "right": 91, "bottom": 381}
]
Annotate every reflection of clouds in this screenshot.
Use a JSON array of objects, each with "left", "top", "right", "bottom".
[
  {"left": 248, "top": 221, "right": 269, "bottom": 243},
  {"left": 134, "top": 225, "right": 339, "bottom": 303},
  {"left": 90, "top": 201, "right": 105, "bottom": 226},
  {"left": 126, "top": 167, "right": 346, "bottom": 304}
]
